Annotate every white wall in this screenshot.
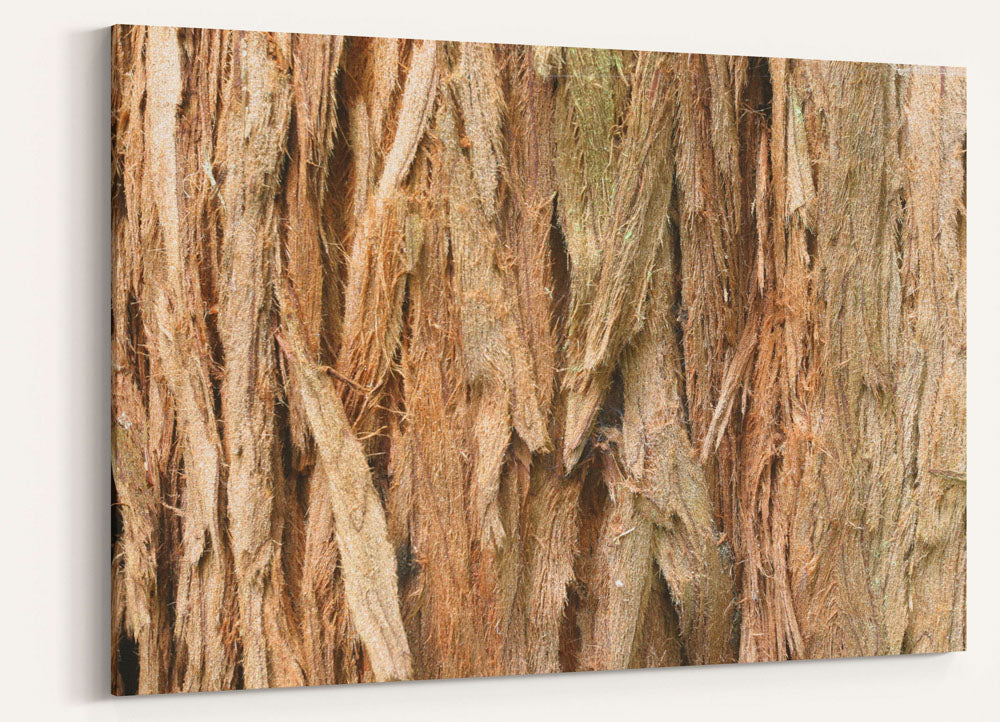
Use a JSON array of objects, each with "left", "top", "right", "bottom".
[{"left": 2, "top": 2, "right": 996, "bottom": 720}]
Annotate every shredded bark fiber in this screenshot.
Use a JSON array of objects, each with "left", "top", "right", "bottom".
[{"left": 111, "top": 25, "right": 967, "bottom": 694}]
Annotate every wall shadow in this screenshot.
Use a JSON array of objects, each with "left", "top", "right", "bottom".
[{"left": 63, "top": 26, "right": 111, "bottom": 703}]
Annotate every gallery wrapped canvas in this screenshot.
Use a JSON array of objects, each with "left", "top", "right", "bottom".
[{"left": 110, "top": 24, "right": 966, "bottom": 694}]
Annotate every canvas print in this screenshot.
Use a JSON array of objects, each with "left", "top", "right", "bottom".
[{"left": 111, "top": 24, "right": 966, "bottom": 695}]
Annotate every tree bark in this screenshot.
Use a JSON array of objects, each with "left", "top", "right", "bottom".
[{"left": 112, "top": 25, "right": 966, "bottom": 694}]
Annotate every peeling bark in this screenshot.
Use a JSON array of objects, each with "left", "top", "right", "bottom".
[{"left": 112, "top": 25, "right": 966, "bottom": 693}]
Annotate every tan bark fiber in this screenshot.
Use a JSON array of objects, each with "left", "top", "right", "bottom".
[{"left": 112, "top": 25, "right": 966, "bottom": 693}]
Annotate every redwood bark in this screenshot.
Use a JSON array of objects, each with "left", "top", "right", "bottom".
[{"left": 112, "top": 25, "right": 966, "bottom": 694}]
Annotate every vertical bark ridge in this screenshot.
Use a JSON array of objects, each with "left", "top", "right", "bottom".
[
  {"left": 555, "top": 51, "right": 676, "bottom": 471},
  {"left": 140, "top": 26, "right": 237, "bottom": 692},
  {"left": 215, "top": 31, "right": 300, "bottom": 689},
  {"left": 783, "top": 60, "right": 909, "bottom": 658},
  {"left": 276, "top": 264, "right": 413, "bottom": 681},
  {"left": 901, "top": 67, "right": 966, "bottom": 653},
  {"left": 335, "top": 39, "right": 439, "bottom": 441},
  {"left": 621, "top": 236, "right": 738, "bottom": 665},
  {"left": 396, "top": 138, "right": 482, "bottom": 678}
]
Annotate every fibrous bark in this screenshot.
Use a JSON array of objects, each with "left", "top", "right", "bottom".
[{"left": 112, "top": 25, "right": 966, "bottom": 694}]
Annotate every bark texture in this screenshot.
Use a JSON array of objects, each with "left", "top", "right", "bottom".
[{"left": 111, "top": 25, "right": 966, "bottom": 694}]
